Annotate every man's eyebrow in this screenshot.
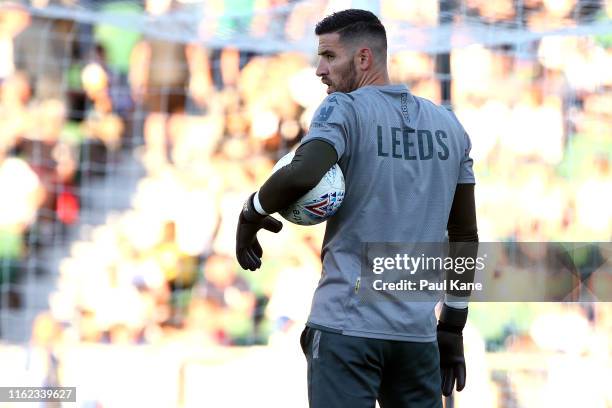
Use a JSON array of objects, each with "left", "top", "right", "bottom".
[{"left": 318, "top": 50, "right": 333, "bottom": 56}]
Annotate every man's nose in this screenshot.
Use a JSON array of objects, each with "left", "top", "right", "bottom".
[{"left": 316, "top": 60, "right": 327, "bottom": 77}]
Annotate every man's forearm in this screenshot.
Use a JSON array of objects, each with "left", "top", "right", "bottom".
[
  {"left": 255, "top": 140, "right": 338, "bottom": 214},
  {"left": 446, "top": 183, "right": 478, "bottom": 303}
]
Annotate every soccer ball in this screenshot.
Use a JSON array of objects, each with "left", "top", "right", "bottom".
[{"left": 271, "top": 151, "right": 345, "bottom": 226}]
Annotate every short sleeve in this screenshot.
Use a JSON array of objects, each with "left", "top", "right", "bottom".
[
  {"left": 458, "top": 131, "right": 476, "bottom": 184},
  {"left": 300, "top": 93, "right": 355, "bottom": 160}
]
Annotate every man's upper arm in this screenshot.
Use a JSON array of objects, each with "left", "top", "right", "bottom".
[
  {"left": 458, "top": 131, "right": 475, "bottom": 184},
  {"left": 445, "top": 108, "right": 475, "bottom": 185}
]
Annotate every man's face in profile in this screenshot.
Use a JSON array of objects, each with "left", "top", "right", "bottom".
[{"left": 316, "top": 33, "right": 359, "bottom": 94}]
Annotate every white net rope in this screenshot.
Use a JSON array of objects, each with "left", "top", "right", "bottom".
[{"left": 19, "top": 0, "right": 612, "bottom": 53}]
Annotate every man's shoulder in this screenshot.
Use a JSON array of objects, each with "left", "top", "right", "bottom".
[
  {"left": 311, "top": 92, "right": 357, "bottom": 125},
  {"left": 315, "top": 92, "right": 357, "bottom": 120},
  {"left": 412, "top": 94, "right": 463, "bottom": 125},
  {"left": 327, "top": 86, "right": 386, "bottom": 111},
  {"left": 325, "top": 92, "right": 356, "bottom": 105},
  {"left": 411, "top": 93, "right": 446, "bottom": 112}
]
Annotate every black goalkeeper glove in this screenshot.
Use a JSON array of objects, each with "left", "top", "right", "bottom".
[
  {"left": 236, "top": 193, "right": 283, "bottom": 271},
  {"left": 437, "top": 304, "right": 468, "bottom": 397}
]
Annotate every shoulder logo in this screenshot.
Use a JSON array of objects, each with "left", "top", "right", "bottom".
[{"left": 314, "top": 106, "right": 335, "bottom": 122}]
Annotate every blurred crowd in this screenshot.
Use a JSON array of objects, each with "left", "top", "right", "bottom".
[{"left": 0, "top": 0, "right": 609, "bottom": 387}]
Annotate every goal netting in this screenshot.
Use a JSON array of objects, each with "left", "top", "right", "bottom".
[{"left": 0, "top": 1, "right": 610, "bottom": 406}]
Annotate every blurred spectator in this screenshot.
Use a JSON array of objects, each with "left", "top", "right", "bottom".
[
  {"left": 129, "top": 0, "right": 190, "bottom": 115},
  {"left": 0, "top": 71, "right": 31, "bottom": 153},
  {"left": 153, "top": 221, "right": 198, "bottom": 319},
  {"left": 93, "top": 0, "right": 142, "bottom": 115},
  {"left": 197, "top": 253, "right": 256, "bottom": 344},
  {"left": 0, "top": 154, "right": 43, "bottom": 297},
  {"left": 380, "top": 0, "right": 437, "bottom": 26},
  {"left": 0, "top": 3, "right": 30, "bottom": 81},
  {"left": 185, "top": 43, "right": 214, "bottom": 109},
  {"left": 28, "top": 312, "right": 63, "bottom": 389},
  {"left": 14, "top": 99, "right": 79, "bottom": 242},
  {"left": 80, "top": 50, "right": 125, "bottom": 177},
  {"left": 13, "top": 11, "right": 75, "bottom": 101}
]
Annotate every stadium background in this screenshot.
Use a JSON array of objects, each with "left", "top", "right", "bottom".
[{"left": 0, "top": 0, "right": 610, "bottom": 406}]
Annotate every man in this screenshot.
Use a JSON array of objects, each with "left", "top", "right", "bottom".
[{"left": 236, "top": 9, "right": 478, "bottom": 408}]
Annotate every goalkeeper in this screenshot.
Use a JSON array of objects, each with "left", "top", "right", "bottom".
[{"left": 236, "top": 9, "right": 478, "bottom": 408}]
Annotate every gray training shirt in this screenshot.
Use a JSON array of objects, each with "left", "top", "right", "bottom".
[{"left": 300, "top": 84, "right": 475, "bottom": 342}]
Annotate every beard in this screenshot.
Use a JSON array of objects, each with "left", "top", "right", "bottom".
[{"left": 331, "top": 61, "right": 359, "bottom": 93}]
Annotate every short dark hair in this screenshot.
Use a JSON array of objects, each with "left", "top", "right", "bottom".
[{"left": 315, "top": 9, "right": 387, "bottom": 56}]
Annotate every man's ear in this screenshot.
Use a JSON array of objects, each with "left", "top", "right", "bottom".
[{"left": 357, "top": 48, "right": 374, "bottom": 70}]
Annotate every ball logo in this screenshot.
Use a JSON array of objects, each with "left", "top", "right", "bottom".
[{"left": 304, "top": 192, "right": 344, "bottom": 219}]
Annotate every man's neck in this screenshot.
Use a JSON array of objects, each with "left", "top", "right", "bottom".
[{"left": 357, "top": 69, "right": 390, "bottom": 88}]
